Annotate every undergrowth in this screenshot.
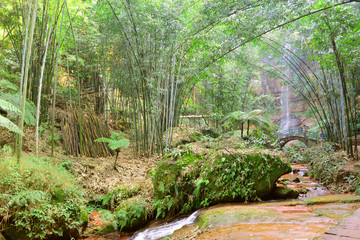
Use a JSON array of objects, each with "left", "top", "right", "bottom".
[
  {"left": 0, "top": 155, "right": 87, "bottom": 239},
  {"left": 303, "top": 143, "right": 347, "bottom": 186}
]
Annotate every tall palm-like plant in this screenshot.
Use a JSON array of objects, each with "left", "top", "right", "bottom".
[
  {"left": 95, "top": 132, "right": 130, "bottom": 171},
  {"left": 222, "top": 109, "right": 275, "bottom": 137}
]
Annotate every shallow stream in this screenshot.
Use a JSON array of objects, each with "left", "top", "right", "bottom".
[{"left": 83, "top": 164, "right": 360, "bottom": 240}]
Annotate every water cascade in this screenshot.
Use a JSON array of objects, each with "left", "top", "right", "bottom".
[
  {"left": 131, "top": 210, "right": 200, "bottom": 240},
  {"left": 279, "top": 83, "right": 297, "bottom": 130}
]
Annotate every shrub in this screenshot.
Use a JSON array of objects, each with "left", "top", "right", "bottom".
[
  {"left": 283, "top": 146, "right": 304, "bottom": 163},
  {"left": 0, "top": 156, "right": 87, "bottom": 239},
  {"left": 303, "top": 143, "right": 347, "bottom": 186}
]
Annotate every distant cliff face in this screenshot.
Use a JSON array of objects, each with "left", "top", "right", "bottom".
[{"left": 258, "top": 68, "right": 309, "bottom": 128}]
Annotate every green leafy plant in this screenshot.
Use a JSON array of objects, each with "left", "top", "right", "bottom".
[
  {"left": 222, "top": 109, "right": 277, "bottom": 138},
  {"left": 0, "top": 145, "right": 13, "bottom": 156},
  {"left": 0, "top": 155, "right": 87, "bottom": 239},
  {"left": 95, "top": 132, "right": 130, "bottom": 170},
  {"left": 94, "top": 185, "right": 141, "bottom": 211},
  {"left": 0, "top": 94, "right": 23, "bottom": 135}
]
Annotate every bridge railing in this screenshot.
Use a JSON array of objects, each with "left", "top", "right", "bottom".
[{"left": 277, "top": 128, "right": 324, "bottom": 140}]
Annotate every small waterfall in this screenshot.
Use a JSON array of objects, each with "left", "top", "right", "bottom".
[
  {"left": 280, "top": 84, "right": 292, "bottom": 130},
  {"left": 131, "top": 210, "right": 199, "bottom": 240}
]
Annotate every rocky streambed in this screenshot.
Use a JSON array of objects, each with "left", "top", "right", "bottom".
[{"left": 129, "top": 164, "right": 360, "bottom": 240}]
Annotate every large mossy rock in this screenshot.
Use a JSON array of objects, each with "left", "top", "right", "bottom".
[
  {"left": 152, "top": 150, "right": 291, "bottom": 217},
  {"left": 96, "top": 197, "right": 152, "bottom": 234},
  {"left": 170, "top": 127, "right": 203, "bottom": 147},
  {"left": 272, "top": 187, "right": 300, "bottom": 199}
]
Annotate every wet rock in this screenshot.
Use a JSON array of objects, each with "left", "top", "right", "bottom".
[
  {"left": 272, "top": 187, "right": 300, "bottom": 199},
  {"left": 293, "top": 177, "right": 301, "bottom": 183},
  {"left": 299, "top": 187, "right": 308, "bottom": 194},
  {"left": 292, "top": 168, "right": 300, "bottom": 174},
  {"left": 153, "top": 150, "right": 291, "bottom": 217}
]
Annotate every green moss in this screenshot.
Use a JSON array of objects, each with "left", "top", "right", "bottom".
[
  {"left": 307, "top": 195, "right": 360, "bottom": 204},
  {"left": 152, "top": 150, "right": 291, "bottom": 219},
  {"left": 272, "top": 187, "right": 300, "bottom": 199}
]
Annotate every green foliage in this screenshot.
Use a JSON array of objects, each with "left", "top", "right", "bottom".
[
  {"left": 0, "top": 114, "right": 22, "bottom": 135},
  {"left": 222, "top": 109, "right": 277, "bottom": 135},
  {"left": 114, "top": 199, "right": 147, "bottom": 231},
  {"left": 247, "top": 130, "right": 279, "bottom": 149},
  {"left": 0, "top": 92, "right": 36, "bottom": 126},
  {"left": 94, "top": 185, "right": 141, "bottom": 211},
  {"left": 283, "top": 146, "right": 304, "bottom": 163},
  {"left": 303, "top": 143, "right": 347, "bottom": 186},
  {"left": 0, "top": 156, "right": 87, "bottom": 239},
  {"left": 95, "top": 132, "right": 130, "bottom": 151},
  {"left": 0, "top": 80, "right": 18, "bottom": 91},
  {"left": 152, "top": 150, "right": 289, "bottom": 218},
  {"left": 0, "top": 145, "right": 12, "bottom": 156},
  {"left": 99, "top": 197, "right": 147, "bottom": 232},
  {"left": 0, "top": 78, "right": 36, "bottom": 129},
  {"left": 0, "top": 81, "right": 23, "bottom": 134}
]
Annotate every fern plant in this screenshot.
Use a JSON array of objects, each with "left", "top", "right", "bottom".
[
  {"left": 0, "top": 79, "right": 36, "bottom": 135},
  {"left": 0, "top": 80, "right": 23, "bottom": 135},
  {"left": 95, "top": 132, "right": 130, "bottom": 170}
]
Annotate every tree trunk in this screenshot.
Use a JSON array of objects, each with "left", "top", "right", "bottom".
[
  {"left": 114, "top": 150, "right": 119, "bottom": 170},
  {"left": 17, "top": 0, "right": 38, "bottom": 163},
  {"left": 241, "top": 122, "right": 244, "bottom": 138},
  {"left": 247, "top": 120, "right": 250, "bottom": 137},
  {"left": 36, "top": 12, "right": 53, "bottom": 156}
]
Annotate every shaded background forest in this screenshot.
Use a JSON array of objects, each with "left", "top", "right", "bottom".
[{"left": 0, "top": 0, "right": 359, "bottom": 158}]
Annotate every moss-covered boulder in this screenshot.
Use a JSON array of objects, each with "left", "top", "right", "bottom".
[
  {"left": 170, "top": 127, "right": 203, "bottom": 147},
  {"left": 113, "top": 197, "right": 150, "bottom": 232},
  {"left": 272, "top": 187, "right": 300, "bottom": 199},
  {"left": 152, "top": 150, "right": 291, "bottom": 217}
]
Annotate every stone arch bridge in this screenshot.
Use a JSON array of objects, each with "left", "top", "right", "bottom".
[{"left": 277, "top": 128, "right": 320, "bottom": 148}]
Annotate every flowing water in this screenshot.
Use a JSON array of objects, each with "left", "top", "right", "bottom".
[
  {"left": 83, "top": 164, "right": 360, "bottom": 240},
  {"left": 130, "top": 210, "right": 200, "bottom": 240}
]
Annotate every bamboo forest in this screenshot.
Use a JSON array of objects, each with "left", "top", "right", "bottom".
[{"left": 1, "top": 0, "right": 360, "bottom": 239}]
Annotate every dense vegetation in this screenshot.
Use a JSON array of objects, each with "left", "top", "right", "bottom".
[
  {"left": 0, "top": 0, "right": 360, "bottom": 239},
  {"left": 0, "top": 155, "right": 87, "bottom": 239}
]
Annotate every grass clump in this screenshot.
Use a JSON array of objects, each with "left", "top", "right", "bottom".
[{"left": 0, "top": 155, "right": 87, "bottom": 240}]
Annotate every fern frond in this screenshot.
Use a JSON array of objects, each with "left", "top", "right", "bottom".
[
  {"left": 110, "top": 132, "right": 122, "bottom": 140},
  {"left": 109, "top": 138, "right": 130, "bottom": 151},
  {"left": 0, "top": 92, "right": 36, "bottom": 126},
  {"left": 95, "top": 132, "right": 130, "bottom": 151},
  {"left": 94, "top": 137, "right": 112, "bottom": 143},
  {"left": 0, "top": 114, "right": 23, "bottom": 135},
  {"left": 0, "top": 98, "right": 21, "bottom": 114},
  {"left": 0, "top": 80, "right": 18, "bottom": 91}
]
